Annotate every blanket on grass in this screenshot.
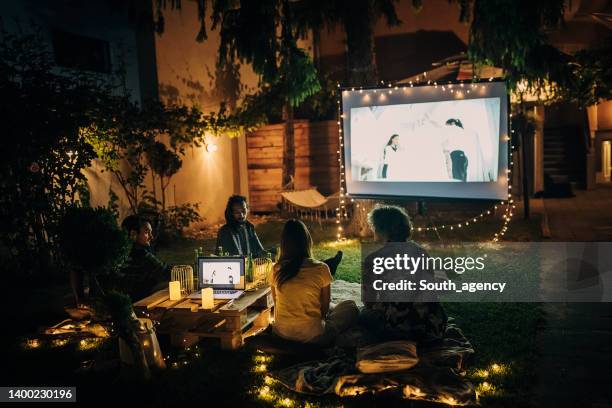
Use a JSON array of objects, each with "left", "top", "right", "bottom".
[{"left": 270, "top": 280, "right": 476, "bottom": 405}]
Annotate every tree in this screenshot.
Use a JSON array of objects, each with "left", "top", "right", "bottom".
[
  {"left": 146, "top": 141, "right": 182, "bottom": 211},
  {"left": 212, "top": 0, "right": 321, "bottom": 187},
  {"left": 293, "top": 0, "right": 406, "bottom": 86},
  {"left": 155, "top": 0, "right": 322, "bottom": 187},
  {"left": 58, "top": 206, "right": 131, "bottom": 305},
  {"left": 459, "top": 0, "right": 612, "bottom": 107},
  {"left": 0, "top": 30, "right": 110, "bottom": 274}
]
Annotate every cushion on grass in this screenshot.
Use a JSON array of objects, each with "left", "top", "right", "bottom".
[{"left": 356, "top": 340, "right": 418, "bottom": 374}]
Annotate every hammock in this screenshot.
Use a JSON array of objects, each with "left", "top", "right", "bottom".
[{"left": 280, "top": 188, "right": 340, "bottom": 223}]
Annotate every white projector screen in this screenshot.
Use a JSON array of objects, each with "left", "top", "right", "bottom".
[{"left": 341, "top": 81, "right": 509, "bottom": 200}]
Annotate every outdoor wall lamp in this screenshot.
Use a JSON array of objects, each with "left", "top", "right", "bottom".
[{"left": 205, "top": 142, "right": 218, "bottom": 153}]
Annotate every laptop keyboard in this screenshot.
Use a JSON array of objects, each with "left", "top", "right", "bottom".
[{"left": 214, "top": 290, "right": 238, "bottom": 294}]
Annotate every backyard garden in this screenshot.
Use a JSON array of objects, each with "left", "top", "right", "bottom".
[{"left": 2, "top": 0, "right": 611, "bottom": 406}]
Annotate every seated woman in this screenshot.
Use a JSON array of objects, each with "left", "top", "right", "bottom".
[
  {"left": 271, "top": 220, "right": 358, "bottom": 345},
  {"left": 360, "top": 205, "right": 448, "bottom": 344}
]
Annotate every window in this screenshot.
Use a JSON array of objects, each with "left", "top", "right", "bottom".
[{"left": 51, "top": 30, "right": 111, "bottom": 73}]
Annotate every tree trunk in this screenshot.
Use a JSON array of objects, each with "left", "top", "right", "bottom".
[
  {"left": 282, "top": 101, "right": 295, "bottom": 189},
  {"left": 343, "top": 0, "right": 378, "bottom": 86},
  {"left": 160, "top": 175, "right": 166, "bottom": 211}
]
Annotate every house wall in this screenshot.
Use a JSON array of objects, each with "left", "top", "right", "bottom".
[
  {"left": 0, "top": 0, "right": 147, "bottom": 102},
  {"left": 151, "top": 1, "right": 257, "bottom": 224},
  {"left": 152, "top": 1, "right": 315, "bottom": 223},
  {"left": 597, "top": 101, "right": 612, "bottom": 130},
  {"left": 0, "top": 0, "right": 160, "bottom": 219}
]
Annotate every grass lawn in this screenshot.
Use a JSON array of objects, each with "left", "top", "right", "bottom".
[
  {"left": 6, "top": 212, "right": 543, "bottom": 407},
  {"left": 156, "top": 215, "right": 544, "bottom": 407}
]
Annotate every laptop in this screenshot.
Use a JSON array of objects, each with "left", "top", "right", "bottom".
[{"left": 188, "top": 256, "right": 245, "bottom": 300}]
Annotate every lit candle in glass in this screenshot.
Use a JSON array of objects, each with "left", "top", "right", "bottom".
[
  {"left": 169, "top": 281, "right": 181, "bottom": 300},
  {"left": 201, "top": 288, "right": 214, "bottom": 309}
]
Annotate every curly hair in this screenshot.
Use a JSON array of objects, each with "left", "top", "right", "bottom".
[{"left": 367, "top": 205, "right": 413, "bottom": 242}]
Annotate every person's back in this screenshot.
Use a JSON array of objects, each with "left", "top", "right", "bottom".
[
  {"left": 360, "top": 205, "right": 448, "bottom": 344},
  {"left": 271, "top": 220, "right": 358, "bottom": 345},
  {"left": 272, "top": 258, "right": 332, "bottom": 342}
]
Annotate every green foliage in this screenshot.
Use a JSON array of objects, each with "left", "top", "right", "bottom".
[
  {"left": 103, "top": 290, "right": 135, "bottom": 322},
  {"left": 212, "top": 0, "right": 321, "bottom": 106},
  {"left": 58, "top": 206, "right": 131, "bottom": 276},
  {"left": 460, "top": 0, "right": 611, "bottom": 107},
  {"left": 557, "top": 42, "right": 612, "bottom": 107},
  {"left": 107, "top": 188, "right": 121, "bottom": 220},
  {"left": 0, "top": 30, "right": 107, "bottom": 273},
  {"left": 163, "top": 203, "right": 204, "bottom": 237},
  {"left": 280, "top": 45, "right": 322, "bottom": 107},
  {"left": 296, "top": 74, "right": 338, "bottom": 121},
  {"left": 464, "top": 0, "right": 565, "bottom": 77},
  {"left": 83, "top": 96, "right": 265, "bottom": 214}
]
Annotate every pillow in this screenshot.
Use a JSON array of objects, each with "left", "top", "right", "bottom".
[{"left": 356, "top": 340, "right": 418, "bottom": 374}]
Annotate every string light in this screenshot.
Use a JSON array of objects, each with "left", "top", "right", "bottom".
[{"left": 337, "top": 79, "right": 513, "bottom": 241}]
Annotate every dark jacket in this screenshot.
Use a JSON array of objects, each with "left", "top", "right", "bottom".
[
  {"left": 216, "top": 221, "right": 265, "bottom": 257},
  {"left": 115, "top": 243, "right": 171, "bottom": 300}
]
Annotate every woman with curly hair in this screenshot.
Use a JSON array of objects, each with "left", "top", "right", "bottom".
[{"left": 361, "top": 205, "right": 448, "bottom": 344}]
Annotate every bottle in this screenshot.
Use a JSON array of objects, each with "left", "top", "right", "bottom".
[
  {"left": 246, "top": 254, "right": 254, "bottom": 284},
  {"left": 217, "top": 246, "right": 223, "bottom": 256},
  {"left": 194, "top": 248, "right": 200, "bottom": 273}
]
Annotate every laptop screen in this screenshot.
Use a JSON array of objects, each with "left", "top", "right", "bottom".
[{"left": 197, "top": 256, "right": 245, "bottom": 290}]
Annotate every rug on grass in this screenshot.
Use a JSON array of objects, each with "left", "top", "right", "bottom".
[{"left": 270, "top": 280, "right": 476, "bottom": 405}]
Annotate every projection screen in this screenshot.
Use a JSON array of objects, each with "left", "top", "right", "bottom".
[{"left": 341, "top": 81, "right": 509, "bottom": 200}]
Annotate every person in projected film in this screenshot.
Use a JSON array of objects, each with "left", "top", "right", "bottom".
[{"left": 352, "top": 97, "right": 500, "bottom": 183}]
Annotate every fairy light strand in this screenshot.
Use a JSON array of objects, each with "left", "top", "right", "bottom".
[{"left": 336, "top": 76, "right": 513, "bottom": 242}]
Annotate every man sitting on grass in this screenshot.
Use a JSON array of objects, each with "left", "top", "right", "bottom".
[
  {"left": 117, "top": 215, "right": 171, "bottom": 299},
  {"left": 216, "top": 195, "right": 267, "bottom": 257}
]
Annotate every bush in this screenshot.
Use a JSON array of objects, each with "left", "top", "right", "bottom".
[{"left": 58, "top": 206, "right": 131, "bottom": 277}]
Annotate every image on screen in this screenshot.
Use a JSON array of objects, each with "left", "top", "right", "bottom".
[
  {"left": 342, "top": 81, "right": 508, "bottom": 200},
  {"left": 350, "top": 97, "right": 500, "bottom": 183},
  {"left": 200, "top": 260, "right": 242, "bottom": 287}
]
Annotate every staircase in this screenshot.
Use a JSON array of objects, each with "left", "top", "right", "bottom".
[{"left": 543, "top": 126, "right": 585, "bottom": 193}]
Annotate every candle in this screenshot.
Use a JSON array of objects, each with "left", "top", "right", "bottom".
[
  {"left": 201, "top": 288, "right": 214, "bottom": 309},
  {"left": 169, "top": 281, "right": 181, "bottom": 300}
]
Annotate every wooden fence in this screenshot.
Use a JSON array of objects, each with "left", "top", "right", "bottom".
[{"left": 246, "top": 120, "right": 340, "bottom": 212}]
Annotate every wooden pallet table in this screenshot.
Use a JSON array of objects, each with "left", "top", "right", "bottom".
[{"left": 133, "top": 286, "right": 273, "bottom": 349}]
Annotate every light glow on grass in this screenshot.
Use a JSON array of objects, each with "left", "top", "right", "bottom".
[
  {"left": 490, "top": 362, "right": 508, "bottom": 375},
  {"left": 257, "top": 386, "right": 273, "bottom": 401},
  {"left": 23, "top": 338, "right": 41, "bottom": 349},
  {"left": 279, "top": 397, "right": 294, "bottom": 407},
  {"left": 254, "top": 354, "right": 273, "bottom": 364},
  {"left": 51, "top": 338, "right": 70, "bottom": 347},
  {"left": 321, "top": 239, "right": 358, "bottom": 249},
  {"left": 473, "top": 368, "right": 489, "bottom": 379},
  {"left": 78, "top": 338, "right": 104, "bottom": 351},
  {"left": 476, "top": 381, "right": 502, "bottom": 399}
]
